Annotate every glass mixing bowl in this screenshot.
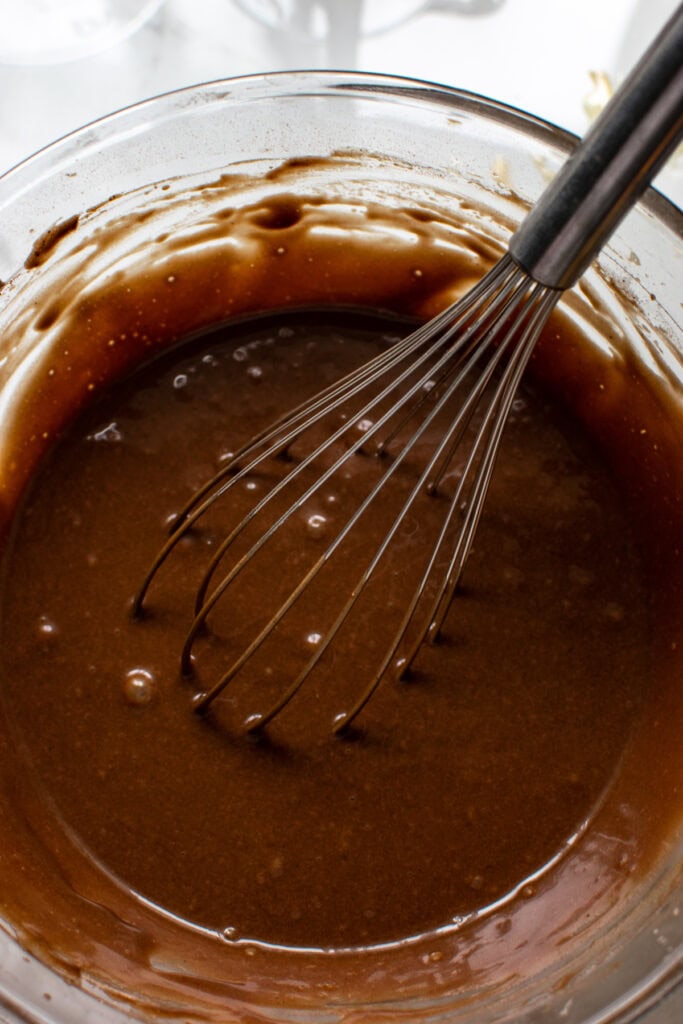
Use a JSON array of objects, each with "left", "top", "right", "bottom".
[{"left": 0, "top": 71, "right": 681, "bottom": 1023}]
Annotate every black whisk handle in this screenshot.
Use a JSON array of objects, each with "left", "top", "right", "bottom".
[{"left": 509, "top": 2, "right": 683, "bottom": 291}]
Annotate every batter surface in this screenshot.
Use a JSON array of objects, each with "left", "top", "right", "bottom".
[
  {"left": 0, "top": 187, "right": 680, "bottom": 1018},
  {"left": 0, "top": 306, "right": 655, "bottom": 949}
]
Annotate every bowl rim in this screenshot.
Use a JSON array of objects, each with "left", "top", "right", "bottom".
[{"left": 0, "top": 69, "right": 680, "bottom": 230}]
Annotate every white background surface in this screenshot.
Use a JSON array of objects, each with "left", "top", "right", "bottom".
[{"left": 0, "top": 0, "right": 681, "bottom": 205}]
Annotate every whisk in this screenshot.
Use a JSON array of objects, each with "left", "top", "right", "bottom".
[{"left": 134, "top": 6, "right": 683, "bottom": 734}]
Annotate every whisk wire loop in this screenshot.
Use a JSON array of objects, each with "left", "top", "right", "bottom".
[
  {"left": 191, "top": 262, "right": 527, "bottom": 718},
  {"left": 135, "top": 254, "right": 563, "bottom": 729},
  {"left": 185, "top": 262, "right": 559, "bottom": 729}
]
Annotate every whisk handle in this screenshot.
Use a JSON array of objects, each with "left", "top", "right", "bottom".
[{"left": 509, "top": 3, "right": 683, "bottom": 291}]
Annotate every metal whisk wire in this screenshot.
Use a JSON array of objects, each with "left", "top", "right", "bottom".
[
  {"left": 133, "top": 5, "right": 683, "bottom": 733},
  {"left": 132, "top": 265, "right": 557, "bottom": 732},
  {"left": 192, "top": 261, "right": 555, "bottom": 731}
]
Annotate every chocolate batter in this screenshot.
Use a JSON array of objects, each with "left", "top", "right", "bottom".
[{"left": 0, "top": 187, "right": 681, "bottom": 1017}]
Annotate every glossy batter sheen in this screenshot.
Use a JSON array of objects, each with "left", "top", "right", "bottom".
[{"left": 0, "top": 187, "right": 681, "bottom": 1018}]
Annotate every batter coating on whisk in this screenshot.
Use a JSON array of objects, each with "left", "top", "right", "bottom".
[{"left": 0, "top": 190, "right": 681, "bottom": 1014}]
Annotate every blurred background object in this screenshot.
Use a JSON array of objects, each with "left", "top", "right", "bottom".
[
  {"left": 232, "top": 0, "right": 429, "bottom": 37},
  {"left": 0, "top": 0, "right": 166, "bottom": 65},
  {"left": 230, "top": 0, "right": 506, "bottom": 65},
  {"left": 0, "top": 0, "right": 680, "bottom": 205}
]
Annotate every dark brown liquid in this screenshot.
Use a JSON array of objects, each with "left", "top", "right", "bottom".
[
  {"left": 0, "top": 190, "right": 681, "bottom": 1016},
  {"left": 0, "top": 306, "right": 655, "bottom": 950}
]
